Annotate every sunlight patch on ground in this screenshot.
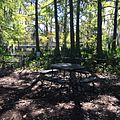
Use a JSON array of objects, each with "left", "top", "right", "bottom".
[
  {"left": 114, "top": 82, "right": 120, "bottom": 86},
  {"left": 31, "top": 108, "right": 45, "bottom": 116},
  {"left": 31, "top": 107, "right": 55, "bottom": 117},
  {"left": 16, "top": 99, "right": 33, "bottom": 110},
  {"left": 0, "top": 96, "right": 4, "bottom": 105},
  {"left": 0, "top": 96, "right": 3, "bottom": 110},
  {"left": 32, "top": 81, "right": 42, "bottom": 91},
  {"left": 30, "top": 101, "right": 74, "bottom": 118},
  {"left": 55, "top": 101, "right": 75, "bottom": 110},
  {"left": 0, "top": 77, "right": 17, "bottom": 85},
  {"left": 96, "top": 73, "right": 118, "bottom": 79},
  {"left": 107, "top": 104, "right": 120, "bottom": 113},
  {"left": 0, "top": 76, "right": 32, "bottom": 89},
  {"left": 82, "top": 95, "right": 120, "bottom": 114},
  {"left": 94, "top": 95, "right": 119, "bottom": 104},
  {"left": 82, "top": 102, "right": 99, "bottom": 110},
  {"left": 0, "top": 110, "right": 22, "bottom": 120}
]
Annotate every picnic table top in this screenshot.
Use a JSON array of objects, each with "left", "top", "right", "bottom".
[{"left": 51, "top": 63, "right": 85, "bottom": 71}]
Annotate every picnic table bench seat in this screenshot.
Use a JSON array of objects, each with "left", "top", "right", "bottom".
[
  {"left": 39, "top": 75, "right": 69, "bottom": 85},
  {"left": 80, "top": 76, "right": 98, "bottom": 84},
  {"left": 78, "top": 75, "right": 101, "bottom": 92},
  {"left": 38, "top": 75, "right": 70, "bottom": 94},
  {"left": 39, "top": 69, "right": 69, "bottom": 88},
  {"left": 39, "top": 69, "right": 58, "bottom": 75}
]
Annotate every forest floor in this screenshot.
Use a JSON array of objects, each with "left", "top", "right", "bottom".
[{"left": 0, "top": 68, "right": 120, "bottom": 120}]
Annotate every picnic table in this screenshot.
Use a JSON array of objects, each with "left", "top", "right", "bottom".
[{"left": 39, "top": 63, "right": 97, "bottom": 106}]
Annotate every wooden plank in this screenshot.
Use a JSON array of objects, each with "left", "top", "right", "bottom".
[
  {"left": 80, "top": 76, "right": 99, "bottom": 83},
  {"left": 39, "top": 69, "right": 58, "bottom": 75},
  {"left": 39, "top": 76, "right": 68, "bottom": 85}
]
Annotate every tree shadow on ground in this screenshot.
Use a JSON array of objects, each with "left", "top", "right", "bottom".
[
  {"left": 0, "top": 67, "right": 14, "bottom": 77},
  {"left": 0, "top": 70, "right": 120, "bottom": 120}
]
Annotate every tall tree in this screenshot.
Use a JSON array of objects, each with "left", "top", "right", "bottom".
[
  {"left": 112, "top": 0, "right": 118, "bottom": 52},
  {"left": 54, "top": 0, "right": 60, "bottom": 56},
  {"left": 35, "top": 0, "right": 40, "bottom": 55},
  {"left": 69, "top": 0, "right": 75, "bottom": 59},
  {"left": 63, "top": 0, "right": 68, "bottom": 56},
  {"left": 97, "top": 0, "right": 102, "bottom": 58},
  {"left": 0, "top": 26, "right": 3, "bottom": 44},
  {"left": 76, "top": 0, "right": 80, "bottom": 57}
]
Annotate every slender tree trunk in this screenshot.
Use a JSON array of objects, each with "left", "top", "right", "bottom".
[
  {"left": 76, "top": 0, "right": 80, "bottom": 57},
  {"left": 112, "top": 0, "right": 118, "bottom": 52},
  {"left": 46, "top": 20, "right": 48, "bottom": 35},
  {"left": 0, "top": 26, "right": 3, "bottom": 44},
  {"left": 54, "top": 0, "right": 60, "bottom": 56},
  {"left": 63, "top": 0, "right": 68, "bottom": 56},
  {"left": 35, "top": 0, "right": 40, "bottom": 53},
  {"left": 50, "top": 17, "right": 53, "bottom": 32},
  {"left": 69, "top": 0, "right": 75, "bottom": 58},
  {"left": 97, "top": 0, "right": 102, "bottom": 58}
]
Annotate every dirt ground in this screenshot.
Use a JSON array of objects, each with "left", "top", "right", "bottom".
[{"left": 0, "top": 68, "right": 120, "bottom": 120}]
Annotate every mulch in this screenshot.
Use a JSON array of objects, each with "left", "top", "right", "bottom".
[{"left": 0, "top": 68, "right": 120, "bottom": 120}]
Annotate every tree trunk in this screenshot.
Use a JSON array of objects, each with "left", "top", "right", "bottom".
[
  {"left": 46, "top": 20, "right": 48, "bottom": 35},
  {"left": 0, "top": 26, "right": 3, "bottom": 44},
  {"left": 69, "top": 0, "right": 75, "bottom": 59},
  {"left": 54, "top": 0, "right": 60, "bottom": 56},
  {"left": 35, "top": 0, "right": 40, "bottom": 53},
  {"left": 50, "top": 17, "right": 53, "bottom": 32},
  {"left": 63, "top": 0, "right": 68, "bottom": 56},
  {"left": 76, "top": 0, "right": 80, "bottom": 57},
  {"left": 112, "top": 0, "right": 118, "bottom": 52},
  {"left": 97, "top": 0, "right": 102, "bottom": 58}
]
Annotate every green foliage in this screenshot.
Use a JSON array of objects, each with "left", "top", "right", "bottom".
[
  {"left": 41, "top": 0, "right": 54, "bottom": 8},
  {"left": 0, "top": 0, "right": 119, "bottom": 74},
  {"left": 0, "top": 47, "right": 6, "bottom": 55},
  {"left": 28, "top": 59, "right": 41, "bottom": 71},
  {"left": 27, "top": 50, "right": 54, "bottom": 70}
]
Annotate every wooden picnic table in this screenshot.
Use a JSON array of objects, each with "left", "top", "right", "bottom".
[
  {"left": 50, "top": 63, "right": 101, "bottom": 106},
  {"left": 50, "top": 63, "right": 89, "bottom": 106},
  {"left": 39, "top": 63, "right": 100, "bottom": 107}
]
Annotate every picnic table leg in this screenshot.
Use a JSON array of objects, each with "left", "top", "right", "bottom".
[{"left": 70, "top": 72, "right": 80, "bottom": 107}]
